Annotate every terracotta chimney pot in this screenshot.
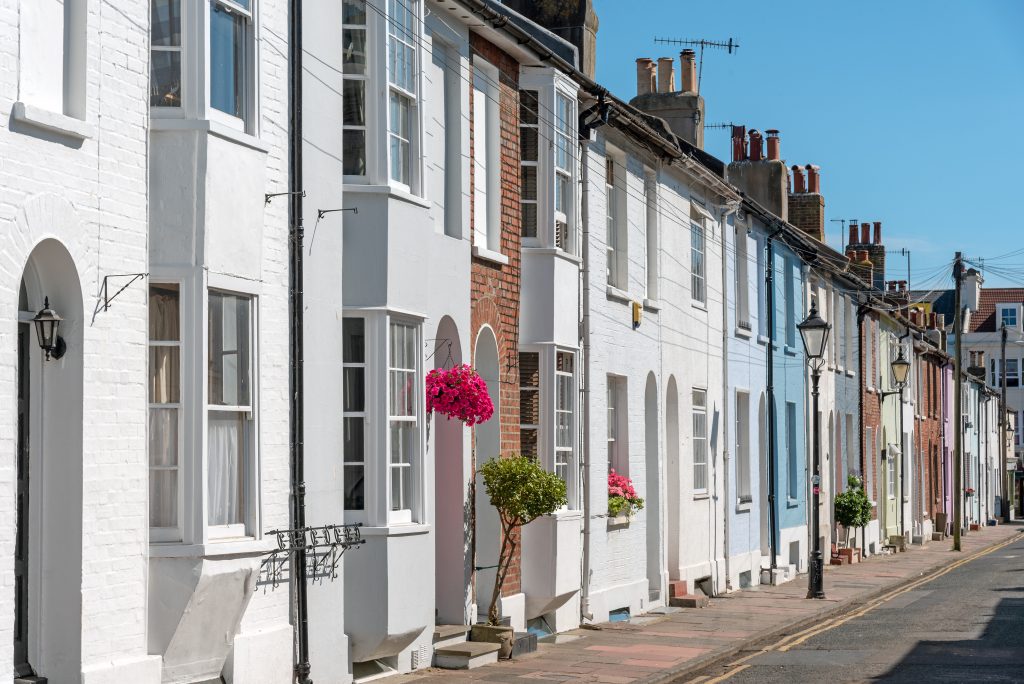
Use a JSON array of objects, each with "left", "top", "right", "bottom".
[
  {"left": 861, "top": 222, "right": 871, "bottom": 245},
  {"left": 792, "top": 164, "right": 806, "bottom": 193},
  {"left": 636, "top": 58, "right": 656, "bottom": 96},
  {"left": 748, "top": 129, "right": 763, "bottom": 162},
  {"left": 873, "top": 221, "right": 882, "bottom": 245},
  {"left": 805, "top": 164, "right": 820, "bottom": 193},
  {"left": 766, "top": 129, "right": 780, "bottom": 160},
  {"left": 848, "top": 224, "right": 858, "bottom": 246},
  {"left": 657, "top": 57, "right": 675, "bottom": 93},
  {"left": 680, "top": 50, "right": 697, "bottom": 92},
  {"left": 731, "top": 125, "right": 746, "bottom": 162}
]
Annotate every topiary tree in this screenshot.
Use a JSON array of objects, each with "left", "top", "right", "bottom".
[
  {"left": 834, "top": 475, "right": 872, "bottom": 547},
  {"left": 479, "top": 455, "right": 567, "bottom": 625}
]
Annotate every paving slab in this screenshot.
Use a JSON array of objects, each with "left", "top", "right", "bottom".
[{"left": 392, "top": 524, "right": 1022, "bottom": 684}]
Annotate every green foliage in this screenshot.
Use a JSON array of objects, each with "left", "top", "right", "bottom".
[
  {"left": 834, "top": 475, "right": 872, "bottom": 529},
  {"left": 479, "top": 455, "right": 567, "bottom": 625},
  {"left": 607, "top": 495, "right": 644, "bottom": 518},
  {"left": 480, "top": 454, "right": 567, "bottom": 527}
]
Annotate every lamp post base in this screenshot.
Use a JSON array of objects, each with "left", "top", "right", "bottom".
[{"left": 806, "top": 551, "right": 826, "bottom": 599}]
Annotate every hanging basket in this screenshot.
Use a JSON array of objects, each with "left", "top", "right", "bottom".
[{"left": 426, "top": 364, "right": 494, "bottom": 426}]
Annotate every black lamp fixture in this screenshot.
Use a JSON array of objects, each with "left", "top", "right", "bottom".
[
  {"left": 890, "top": 347, "right": 911, "bottom": 387},
  {"left": 33, "top": 297, "right": 66, "bottom": 360},
  {"left": 797, "top": 300, "right": 831, "bottom": 361}
]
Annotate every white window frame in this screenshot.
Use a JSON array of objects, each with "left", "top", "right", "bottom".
[
  {"left": 691, "top": 218, "right": 706, "bottom": 305},
  {"left": 343, "top": 315, "right": 367, "bottom": 516},
  {"left": 519, "top": 350, "right": 541, "bottom": 461},
  {"left": 554, "top": 349, "right": 577, "bottom": 507},
  {"left": 735, "top": 221, "right": 750, "bottom": 331},
  {"left": 342, "top": 0, "right": 369, "bottom": 179},
  {"left": 553, "top": 90, "right": 575, "bottom": 252},
  {"left": 387, "top": 317, "right": 421, "bottom": 524},
  {"left": 605, "top": 153, "right": 626, "bottom": 289},
  {"left": 519, "top": 88, "right": 540, "bottom": 241},
  {"left": 999, "top": 305, "right": 1019, "bottom": 330},
  {"left": 472, "top": 59, "right": 500, "bottom": 253},
  {"left": 607, "top": 375, "right": 627, "bottom": 477},
  {"left": 208, "top": 0, "right": 256, "bottom": 132},
  {"left": 149, "top": 282, "right": 185, "bottom": 543},
  {"left": 151, "top": 0, "right": 184, "bottom": 110},
  {"left": 520, "top": 67, "right": 579, "bottom": 253},
  {"left": 735, "top": 390, "right": 751, "bottom": 503},
  {"left": 387, "top": 0, "right": 419, "bottom": 191},
  {"left": 205, "top": 287, "right": 258, "bottom": 541},
  {"left": 693, "top": 388, "right": 708, "bottom": 494},
  {"left": 644, "top": 170, "right": 659, "bottom": 300}
]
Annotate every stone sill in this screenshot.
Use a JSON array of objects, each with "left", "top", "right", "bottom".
[
  {"left": 149, "top": 537, "right": 276, "bottom": 558},
  {"left": 606, "top": 285, "right": 632, "bottom": 303},
  {"left": 12, "top": 101, "right": 95, "bottom": 141},
  {"left": 151, "top": 117, "right": 269, "bottom": 153},
  {"left": 472, "top": 245, "right": 510, "bottom": 266}
]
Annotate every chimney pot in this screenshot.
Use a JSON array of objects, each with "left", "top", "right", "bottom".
[
  {"left": 805, "top": 164, "right": 820, "bottom": 193},
  {"left": 791, "top": 164, "right": 806, "bottom": 193},
  {"left": 846, "top": 248, "right": 857, "bottom": 262},
  {"left": 748, "top": 129, "right": 763, "bottom": 162},
  {"left": 636, "top": 58, "right": 656, "bottom": 96},
  {"left": 766, "top": 129, "right": 780, "bottom": 160},
  {"left": 858, "top": 250, "right": 870, "bottom": 264},
  {"left": 731, "top": 125, "right": 747, "bottom": 162},
  {"left": 860, "top": 222, "right": 871, "bottom": 245},
  {"left": 680, "top": 50, "right": 697, "bottom": 92},
  {"left": 929, "top": 312, "right": 937, "bottom": 329},
  {"left": 937, "top": 313, "right": 946, "bottom": 330},
  {"left": 910, "top": 310, "right": 920, "bottom": 326},
  {"left": 848, "top": 224, "right": 858, "bottom": 246},
  {"left": 873, "top": 221, "right": 882, "bottom": 245},
  {"left": 657, "top": 56, "right": 675, "bottom": 93}
]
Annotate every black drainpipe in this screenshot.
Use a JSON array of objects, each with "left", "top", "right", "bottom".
[
  {"left": 765, "top": 229, "right": 781, "bottom": 572},
  {"left": 856, "top": 301, "right": 869, "bottom": 552},
  {"left": 288, "top": 2, "right": 311, "bottom": 682}
]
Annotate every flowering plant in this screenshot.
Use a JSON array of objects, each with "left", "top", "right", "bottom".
[
  {"left": 608, "top": 469, "right": 644, "bottom": 518},
  {"left": 965, "top": 487, "right": 976, "bottom": 496},
  {"left": 426, "top": 364, "right": 494, "bottom": 426}
]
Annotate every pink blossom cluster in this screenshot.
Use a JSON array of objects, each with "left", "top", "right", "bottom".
[
  {"left": 607, "top": 469, "right": 638, "bottom": 500},
  {"left": 426, "top": 364, "right": 494, "bottom": 426}
]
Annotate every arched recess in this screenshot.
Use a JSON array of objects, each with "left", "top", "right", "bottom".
[
  {"left": 827, "top": 412, "right": 835, "bottom": 544},
  {"left": 758, "top": 393, "right": 769, "bottom": 556},
  {"left": 16, "top": 239, "right": 84, "bottom": 683},
  {"left": 665, "top": 376, "right": 680, "bottom": 578},
  {"left": 644, "top": 373, "right": 662, "bottom": 599},
  {"left": 473, "top": 326, "right": 501, "bottom": 619},
  {"left": 433, "top": 316, "right": 470, "bottom": 625}
]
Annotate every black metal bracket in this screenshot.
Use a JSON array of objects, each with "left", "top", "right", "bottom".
[
  {"left": 257, "top": 523, "right": 365, "bottom": 591},
  {"left": 101, "top": 273, "right": 148, "bottom": 312},
  {"left": 265, "top": 190, "right": 306, "bottom": 205},
  {"left": 317, "top": 207, "right": 358, "bottom": 219}
]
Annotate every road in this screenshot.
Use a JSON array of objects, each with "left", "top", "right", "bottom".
[{"left": 690, "top": 533, "right": 1024, "bottom": 683}]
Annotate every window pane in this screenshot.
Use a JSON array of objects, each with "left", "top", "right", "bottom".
[
  {"left": 343, "top": 317, "right": 365, "bottom": 363},
  {"left": 343, "top": 80, "right": 366, "bottom": 127},
  {"left": 520, "top": 90, "right": 538, "bottom": 125},
  {"left": 389, "top": 92, "right": 411, "bottom": 183},
  {"left": 150, "top": 284, "right": 180, "bottom": 340},
  {"left": 343, "top": 368, "right": 364, "bottom": 412},
  {"left": 343, "top": 130, "right": 367, "bottom": 176},
  {"left": 208, "top": 292, "right": 251, "bottom": 406},
  {"left": 208, "top": 413, "right": 245, "bottom": 526},
  {"left": 151, "top": 51, "right": 182, "bottom": 107},
  {"left": 150, "top": 347, "right": 181, "bottom": 403},
  {"left": 344, "top": 465, "right": 365, "bottom": 510},
  {"left": 390, "top": 423, "right": 415, "bottom": 510},
  {"left": 343, "top": 28, "right": 367, "bottom": 74},
  {"left": 521, "top": 127, "right": 538, "bottom": 162},
  {"left": 149, "top": 408, "right": 178, "bottom": 467},
  {"left": 521, "top": 166, "right": 537, "bottom": 200},
  {"left": 343, "top": 0, "right": 367, "bottom": 23},
  {"left": 210, "top": 3, "right": 247, "bottom": 118},
  {"left": 150, "top": 470, "right": 178, "bottom": 528},
  {"left": 152, "top": 0, "right": 181, "bottom": 46},
  {"left": 344, "top": 416, "right": 364, "bottom": 462},
  {"left": 521, "top": 429, "right": 538, "bottom": 459}
]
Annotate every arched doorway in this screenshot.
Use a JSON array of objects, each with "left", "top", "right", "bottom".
[
  {"left": 758, "top": 394, "right": 769, "bottom": 556},
  {"left": 644, "top": 373, "right": 661, "bottom": 600},
  {"left": 15, "top": 239, "right": 84, "bottom": 682},
  {"left": 433, "top": 317, "right": 469, "bottom": 625},
  {"left": 473, "top": 327, "right": 501, "bottom": 621},
  {"left": 665, "top": 377, "right": 680, "bottom": 577}
]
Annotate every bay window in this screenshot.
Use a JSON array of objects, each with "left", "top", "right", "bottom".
[
  {"left": 207, "top": 290, "right": 254, "bottom": 535},
  {"left": 387, "top": 0, "right": 417, "bottom": 187},
  {"left": 520, "top": 352, "right": 540, "bottom": 459},
  {"left": 554, "top": 351, "right": 576, "bottom": 504},
  {"left": 388, "top": 320, "right": 418, "bottom": 521},
  {"left": 151, "top": 0, "right": 182, "bottom": 108},
  {"left": 343, "top": 0, "right": 368, "bottom": 177},
  {"left": 210, "top": 0, "right": 252, "bottom": 125},
  {"left": 343, "top": 318, "right": 366, "bottom": 511},
  {"left": 149, "top": 284, "right": 183, "bottom": 540},
  {"left": 519, "top": 349, "right": 578, "bottom": 507},
  {"left": 520, "top": 68, "right": 578, "bottom": 252}
]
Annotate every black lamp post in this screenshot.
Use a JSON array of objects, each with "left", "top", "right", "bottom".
[
  {"left": 879, "top": 345, "right": 911, "bottom": 538},
  {"left": 798, "top": 300, "right": 830, "bottom": 600},
  {"left": 32, "top": 297, "right": 66, "bottom": 360}
]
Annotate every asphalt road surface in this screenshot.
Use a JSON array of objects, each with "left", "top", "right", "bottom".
[{"left": 691, "top": 533, "right": 1024, "bottom": 683}]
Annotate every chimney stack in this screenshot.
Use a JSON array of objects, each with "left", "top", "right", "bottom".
[
  {"left": 657, "top": 57, "right": 675, "bottom": 93},
  {"left": 748, "top": 129, "right": 763, "bottom": 161},
  {"left": 636, "top": 58, "right": 656, "bottom": 96},
  {"left": 766, "top": 129, "right": 780, "bottom": 160},
  {"left": 873, "top": 221, "right": 882, "bottom": 244},
  {"left": 680, "top": 50, "right": 697, "bottom": 92},
  {"left": 805, "top": 164, "right": 820, "bottom": 193},
  {"left": 731, "top": 125, "right": 746, "bottom": 162},
  {"left": 791, "top": 165, "right": 806, "bottom": 193}
]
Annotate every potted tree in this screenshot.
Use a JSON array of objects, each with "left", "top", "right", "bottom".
[
  {"left": 473, "top": 455, "right": 566, "bottom": 657},
  {"left": 833, "top": 475, "right": 872, "bottom": 563}
]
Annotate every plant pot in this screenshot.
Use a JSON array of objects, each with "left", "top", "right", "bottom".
[
  {"left": 471, "top": 623, "right": 514, "bottom": 659},
  {"left": 607, "top": 513, "right": 633, "bottom": 528}
]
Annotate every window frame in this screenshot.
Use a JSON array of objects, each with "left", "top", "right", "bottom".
[
  {"left": 519, "top": 88, "right": 540, "bottom": 241},
  {"left": 693, "top": 388, "right": 709, "bottom": 494},
  {"left": 734, "top": 220, "right": 749, "bottom": 330},
  {"left": 471, "top": 58, "right": 500, "bottom": 253},
  {"left": 149, "top": 281, "right": 185, "bottom": 543},
  {"left": 554, "top": 349, "right": 577, "bottom": 507},
  {"left": 691, "top": 218, "right": 707, "bottom": 305},
  {"left": 735, "top": 390, "right": 751, "bottom": 503},
  {"left": 151, "top": 0, "right": 184, "bottom": 111},
  {"left": 342, "top": 0, "right": 370, "bottom": 179},
  {"left": 386, "top": 317, "right": 421, "bottom": 524},
  {"left": 607, "top": 375, "right": 628, "bottom": 478},
  {"left": 343, "top": 315, "right": 368, "bottom": 515},
  {"left": 208, "top": 0, "right": 256, "bottom": 132},
  {"left": 786, "top": 401, "right": 798, "bottom": 500},
  {"left": 387, "top": 0, "right": 419, "bottom": 191},
  {"left": 605, "top": 153, "right": 626, "bottom": 289},
  {"left": 205, "top": 288, "right": 258, "bottom": 541}
]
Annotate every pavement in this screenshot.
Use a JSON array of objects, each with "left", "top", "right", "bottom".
[{"left": 393, "top": 523, "right": 1024, "bottom": 684}]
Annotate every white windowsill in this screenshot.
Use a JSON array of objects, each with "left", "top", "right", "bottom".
[
  {"left": 845, "top": 370, "right": 855, "bottom": 378},
  {"left": 12, "top": 101, "right": 95, "bottom": 140},
  {"left": 342, "top": 183, "right": 432, "bottom": 209},
  {"left": 150, "top": 117, "right": 269, "bottom": 153},
  {"left": 735, "top": 499, "right": 752, "bottom": 512},
  {"left": 360, "top": 523, "right": 432, "bottom": 537},
  {"left": 149, "top": 537, "right": 276, "bottom": 558},
  {"left": 693, "top": 491, "right": 710, "bottom": 501},
  {"left": 757, "top": 334, "right": 770, "bottom": 346},
  {"left": 734, "top": 326, "right": 752, "bottom": 339},
  {"left": 643, "top": 298, "right": 661, "bottom": 312},
  {"left": 524, "top": 246, "right": 583, "bottom": 266},
  {"left": 691, "top": 302, "right": 708, "bottom": 313},
  {"left": 472, "top": 245, "right": 509, "bottom": 266},
  {"left": 606, "top": 285, "right": 631, "bottom": 303}
]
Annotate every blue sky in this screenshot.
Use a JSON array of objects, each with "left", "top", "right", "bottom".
[{"left": 593, "top": 0, "right": 1024, "bottom": 290}]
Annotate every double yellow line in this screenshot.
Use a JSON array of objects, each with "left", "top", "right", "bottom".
[{"left": 693, "top": 532, "right": 1023, "bottom": 684}]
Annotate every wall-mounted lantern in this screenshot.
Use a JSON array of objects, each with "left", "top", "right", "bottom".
[{"left": 33, "top": 297, "right": 66, "bottom": 360}]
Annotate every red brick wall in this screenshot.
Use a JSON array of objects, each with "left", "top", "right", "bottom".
[
  {"left": 861, "top": 311, "right": 881, "bottom": 522},
  {"left": 918, "top": 353, "right": 944, "bottom": 522},
  {"left": 469, "top": 34, "right": 523, "bottom": 599}
]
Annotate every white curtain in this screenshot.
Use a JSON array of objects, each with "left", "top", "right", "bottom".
[{"left": 208, "top": 413, "right": 242, "bottom": 526}]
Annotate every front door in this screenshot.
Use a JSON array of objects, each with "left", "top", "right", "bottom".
[
  {"left": 884, "top": 449, "right": 899, "bottom": 539},
  {"left": 14, "top": 324, "right": 30, "bottom": 676}
]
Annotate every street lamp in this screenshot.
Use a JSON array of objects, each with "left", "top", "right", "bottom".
[
  {"left": 879, "top": 345, "right": 910, "bottom": 540},
  {"left": 798, "top": 300, "right": 830, "bottom": 600},
  {"left": 32, "top": 297, "right": 66, "bottom": 361}
]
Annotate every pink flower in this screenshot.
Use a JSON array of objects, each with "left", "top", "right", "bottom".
[{"left": 426, "top": 364, "right": 494, "bottom": 426}]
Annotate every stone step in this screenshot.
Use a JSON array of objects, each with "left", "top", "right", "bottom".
[
  {"left": 434, "top": 641, "right": 501, "bottom": 670},
  {"left": 669, "top": 593, "right": 710, "bottom": 608},
  {"left": 433, "top": 624, "right": 471, "bottom": 650},
  {"left": 15, "top": 677, "right": 47, "bottom": 684},
  {"left": 667, "top": 579, "right": 688, "bottom": 598}
]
